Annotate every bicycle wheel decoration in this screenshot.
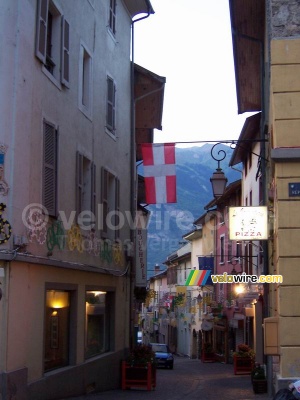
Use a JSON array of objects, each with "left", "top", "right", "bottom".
[{"left": 0, "top": 203, "right": 12, "bottom": 244}]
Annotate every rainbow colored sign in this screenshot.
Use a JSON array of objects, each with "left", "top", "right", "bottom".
[{"left": 185, "top": 270, "right": 212, "bottom": 286}]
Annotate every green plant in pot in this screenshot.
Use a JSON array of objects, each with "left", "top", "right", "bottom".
[
  {"left": 251, "top": 363, "right": 267, "bottom": 393},
  {"left": 251, "top": 363, "right": 266, "bottom": 380},
  {"left": 126, "top": 345, "right": 155, "bottom": 367}
]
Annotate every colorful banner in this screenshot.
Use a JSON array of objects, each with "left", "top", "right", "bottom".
[
  {"left": 185, "top": 270, "right": 212, "bottom": 286},
  {"left": 185, "top": 256, "right": 214, "bottom": 286}
]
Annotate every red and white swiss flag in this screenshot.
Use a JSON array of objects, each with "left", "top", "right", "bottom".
[{"left": 141, "top": 143, "right": 177, "bottom": 204}]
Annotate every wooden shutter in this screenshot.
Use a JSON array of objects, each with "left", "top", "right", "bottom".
[
  {"left": 76, "top": 152, "right": 83, "bottom": 215},
  {"left": 106, "top": 77, "right": 116, "bottom": 132},
  {"left": 101, "top": 167, "right": 108, "bottom": 237},
  {"left": 91, "top": 162, "right": 96, "bottom": 215},
  {"left": 115, "top": 177, "right": 120, "bottom": 239},
  {"left": 61, "top": 17, "right": 70, "bottom": 87},
  {"left": 36, "top": 0, "right": 49, "bottom": 63},
  {"left": 43, "top": 120, "right": 57, "bottom": 216}
]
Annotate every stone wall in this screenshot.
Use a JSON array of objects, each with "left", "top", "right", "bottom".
[{"left": 271, "top": 0, "right": 300, "bottom": 37}]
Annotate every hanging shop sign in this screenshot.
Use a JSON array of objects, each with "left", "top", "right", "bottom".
[
  {"left": 135, "top": 228, "right": 147, "bottom": 287},
  {"left": 229, "top": 206, "right": 268, "bottom": 241}
]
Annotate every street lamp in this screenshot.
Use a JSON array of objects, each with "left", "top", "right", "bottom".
[
  {"left": 210, "top": 143, "right": 228, "bottom": 198},
  {"left": 210, "top": 168, "right": 228, "bottom": 198}
]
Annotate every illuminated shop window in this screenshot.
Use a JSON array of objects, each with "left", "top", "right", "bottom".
[
  {"left": 85, "top": 290, "right": 112, "bottom": 359},
  {"left": 44, "top": 290, "right": 70, "bottom": 372}
]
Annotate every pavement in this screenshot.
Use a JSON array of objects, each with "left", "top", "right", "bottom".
[{"left": 59, "top": 356, "right": 274, "bottom": 400}]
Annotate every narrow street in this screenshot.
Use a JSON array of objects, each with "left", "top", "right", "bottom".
[{"left": 60, "top": 356, "right": 272, "bottom": 400}]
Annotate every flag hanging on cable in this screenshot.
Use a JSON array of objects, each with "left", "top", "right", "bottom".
[{"left": 141, "top": 143, "right": 177, "bottom": 204}]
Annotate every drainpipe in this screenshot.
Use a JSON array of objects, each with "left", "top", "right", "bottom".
[{"left": 129, "top": 6, "right": 152, "bottom": 349}]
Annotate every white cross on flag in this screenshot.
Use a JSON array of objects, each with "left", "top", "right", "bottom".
[{"left": 141, "top": 143, "right": 177, "bottom": 204}]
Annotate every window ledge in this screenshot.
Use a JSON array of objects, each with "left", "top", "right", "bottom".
[
  {"left": 78, "top": 104, "right": 93, "bottom": 121},
  {"left": 105, "top": 128, "right": 117, "bottom": 141},
  {"left": 271, "top": 147, "right": 300, "bottom": 162},
  {"left": 107, "top": 27, "right": 117, "bottom": 44},
  {"left": 44, "top": 364, "right": 73, "bottom": 377},
  {"left": 42, "top": 66, "right": 62, "bottom": 91},
  {"left": 84, "top": 351, "right": 114, "bottom": 363}
]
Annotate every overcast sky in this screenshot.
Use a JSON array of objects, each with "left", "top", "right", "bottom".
[{"left": 133, "top": 0, "right": 253, "bottom": 147}]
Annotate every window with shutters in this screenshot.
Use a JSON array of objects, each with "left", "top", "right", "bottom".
[
  {"left": 43, "top": 120, "right": 58, "bottom": 217},
  {"left": 78, "top": 43, "right": 93, "bottom": 118},
  {"left": 76, "top": 152, "right": 96, "bottom": 228},
  {"left": 101, "top": 167, "right": 120, "bottom": 240},
  {"left": 35, "top": 0, "right": 70, "bottom": 87},
  {"left": 109, "top": 0, "right": 116, "bottom": 35},
  {"left": 106, "top": 76, "right": 116, "bottom": 135}
]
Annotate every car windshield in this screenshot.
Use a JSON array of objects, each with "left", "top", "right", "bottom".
[{"left": 152, "top": 344, "right": 168, "bottom": 353}]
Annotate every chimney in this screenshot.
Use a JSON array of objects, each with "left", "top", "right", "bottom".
[{"left": 154, "top": 263, "right": 160, "bottom": 274}]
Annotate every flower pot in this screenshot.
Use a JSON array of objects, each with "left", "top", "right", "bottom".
[
  {"left": 233, "top": 355, "right": 254, "bottom": 375},
  {"left": 252, "top": 379, "right": 268, "bottom": 394},
  {"left": 202, "top": 352, "right": 215, "bottom": 363},
  {"left": 121, "top": 361, "right": 156, "bottom": 391}
]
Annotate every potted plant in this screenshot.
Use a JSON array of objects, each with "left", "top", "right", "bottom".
[
  {"left": 121, "top": 345, "right": 156, "bottom": 391},
  {"left": 251, "top": 363, "right": 267, "bottom": 393},
  {"left": 233, "top": 344, "right": 255, "bottom": 375},
  {"left": 202, "top": 342, "right": 215, "bottom": 363}
]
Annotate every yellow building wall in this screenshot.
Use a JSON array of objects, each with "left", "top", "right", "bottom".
[
  {"left": 202, "top": 216, "right": 215, "bottom": 256},
  {"left": 271, "top": 38, "right": 300, "bottom": 379}
]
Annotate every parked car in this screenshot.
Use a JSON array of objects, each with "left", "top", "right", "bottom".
[
  {"left": 149, "top": 343, "right": 174, "bottom": 369},
  {"left": 137, "top": 331, "right": 142, "bottom": 344}
]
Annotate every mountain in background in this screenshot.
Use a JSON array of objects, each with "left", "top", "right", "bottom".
[{"left": 144, "top": 144, "right": 241, "bottom": 276}]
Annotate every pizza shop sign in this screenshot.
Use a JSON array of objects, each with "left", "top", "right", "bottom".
[{"left": 229, "top": 206, "right": 268, "bottom": 241}]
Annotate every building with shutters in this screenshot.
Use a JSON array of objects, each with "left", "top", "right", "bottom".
[{"left": 0, "top": 0, "right": 166, "bottom": 399}]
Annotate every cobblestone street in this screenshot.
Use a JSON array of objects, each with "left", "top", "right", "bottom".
[{"left": 59, "top": 356, "right": 273, "bottom": 400}]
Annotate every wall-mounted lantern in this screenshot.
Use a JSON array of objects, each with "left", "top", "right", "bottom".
[{"left": 210, "top": 143, "right": 228, "bottom": 198}]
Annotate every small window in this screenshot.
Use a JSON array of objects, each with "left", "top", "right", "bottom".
[
  {"left": 227, "top": 240, "right": 232, "bottom": 261},
  {"left": 244, "top": 156, "right": 248, "bottom": 177},
  {"left": 220, "top": 235, "right": 225, "bottom": 264},
  {"left": 43, "top": 120, "right": 58, "bottom": 217},
  {"left": 79, "top": 44, "right": 93, "bottom": 117},
  {"left": 101, "top": 167, "right": 120, "bottom": 240},
  {"left": 109, "top": 0, "right": 116, "bottom": 35},
  {"left": 236, "top": 242, "right": 241, "bottom": 258},
  {"left": 85, "top": 290, "right": 113, "bottom": 358},
  {"left": 76, "top": 152, "right": 96, "bottom": 226},
  {"left": 35, "top": 0, "right": 69, "bottom": 86},
  {"left": 106, "top": 76, "right": 116, "bottom": 134}
]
